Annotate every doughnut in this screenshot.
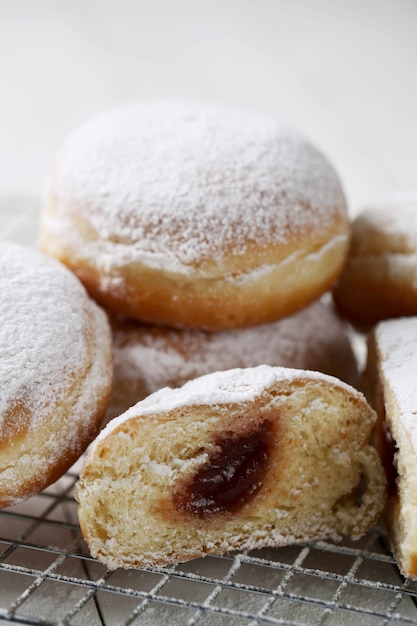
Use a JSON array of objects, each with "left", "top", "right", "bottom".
[
  {"left": 39, "top": 100, "right": 350, "bottom": 330},
  {"left": 107, "top": 299, "right": 358, "bottom": 419},
  {"left": 364, "top": 317, "right": 417, "bottom": 578},
  {"left": 75, "top": 365, "right": 386, "bottom": 569},
  {"left": 333, "top": 194, "right": 417, "bottom": 325},
  {"left": 0, "top": 242, "right": 113, "bottom": 508}
]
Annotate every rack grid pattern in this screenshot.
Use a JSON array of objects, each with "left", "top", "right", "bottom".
[
  {"left": 2, "top": 201, "right": 417, "bottom": 625},
  {"left": 1, "top": 466, "right": 417, "bottom": 626}
]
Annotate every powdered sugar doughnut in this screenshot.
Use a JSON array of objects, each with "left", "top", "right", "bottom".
[
  {"left": 364, "top": 317, "right": 417, "bottom": 577},
  {"left": 75, "top": 365, "right": 386, "bottom": 569},
  {"left": 0, "top": 242, "right": 113, "bottom": 508},
  {"left": 333, "top": 194, "right": 417, "bottom": 325},
  {"left": 40, "top": 100, "right": 349, "bottom": 330},
  {"left": 107, "top": 299, "right": 358, "bottom": 419}
]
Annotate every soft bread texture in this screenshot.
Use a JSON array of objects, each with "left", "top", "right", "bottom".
[
  {"left": 75, "top": 365, "right": 386, "bottom": 570},
  {"left": 364, "top": 318, "right": 417, "bottom": 578},
  {"left": 107, "top": 299, "right": 358, "bottom": 419},
  {"left": 333, "top": 195, "right": 417, "bottom": 325},
  {"left": 39, "top": 100, "right": 349, "bottom": 330},
  {"left": 0, "top": 242, "right": 113, "bottom": 508}
]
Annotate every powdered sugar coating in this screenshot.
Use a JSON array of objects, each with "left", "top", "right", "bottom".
[
  {"left": 373, "top": 318, "right": 417, "bottom": 445},
  {"left": 0, "top": 242, "right": 90, "bottom": 432},
  {"left": 95, "top": 364, "right": 363, "bottom": 454},
  {"left": 357, "top": 193, "right": 417, "bottom": 249},
  {"left": 108, "top": 299, "right": 357, "bottom": 417},
  {"left": 45, "top": 100, "right": 347, "bottom": 274}
]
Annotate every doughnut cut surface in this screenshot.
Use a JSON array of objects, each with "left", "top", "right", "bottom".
[
  {"left": 75, "top": 365, "right": 386, "bottom": 569},
  {"left": 40, "top": 100, "right": 349, "bottom": 330}
]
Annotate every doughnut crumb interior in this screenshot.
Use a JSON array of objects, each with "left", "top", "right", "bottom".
[{"left": 75, "top": 365, "right": 386, "bottom": 569}]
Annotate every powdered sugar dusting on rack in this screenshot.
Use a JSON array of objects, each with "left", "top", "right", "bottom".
[{"left": 46, "top": 100, "right": 347, "bottom": 274}]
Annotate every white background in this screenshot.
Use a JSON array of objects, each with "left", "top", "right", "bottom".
[{"left": 0, "top": 0, "right": 416, "bottom": 216}]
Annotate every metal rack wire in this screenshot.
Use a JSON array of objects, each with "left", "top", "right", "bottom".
[
  {"left": 1, "top": 464, "right": 417, "bottom": 626},
  {"left": 2, "top": 200, "right": 417, "bottom": 625}
]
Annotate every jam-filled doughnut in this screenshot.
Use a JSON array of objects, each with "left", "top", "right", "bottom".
[
  {"left": 333, "top": 195, "right": 417, "bottom": 326},
  {"left": 0, "top": 242, "right": 113, "bottom": 508},
  {"left": 107, "top": 299, "right": 358, "bottom": 419},
  {"left": 40, "top": 100, "right": 350, "bottom": 330},
  {"left": 364, "top": 317, "right": 417, "bottom": 578},
  {"left": 75, "top": 365, "right": 386, "bottom": 569}
]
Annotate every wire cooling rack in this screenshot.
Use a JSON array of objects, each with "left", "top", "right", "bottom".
[
  {"left": 2, "top": 199, "right": 417, "bottom": 626},
  {"left": 2, "top": 466, "right": 417, "bottom": 626}
]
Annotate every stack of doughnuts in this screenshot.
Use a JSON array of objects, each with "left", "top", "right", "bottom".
[
  {"left": 331, "top": 193, "right": 417, "bottom": 579},
  {"left": 37, "top": 100, "right": 389, "bottom": 568},
  {"left": 39, "top": 99, "right": 356, "bottom": 415}
]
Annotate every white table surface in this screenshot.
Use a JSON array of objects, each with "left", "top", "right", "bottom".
[{"left": 0, "top": 0, "right": 416, "bottom": 216}]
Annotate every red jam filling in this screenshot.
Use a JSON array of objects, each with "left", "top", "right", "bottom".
[{"left": 174, "top": 419, "right": 273, "bottom": 517}]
